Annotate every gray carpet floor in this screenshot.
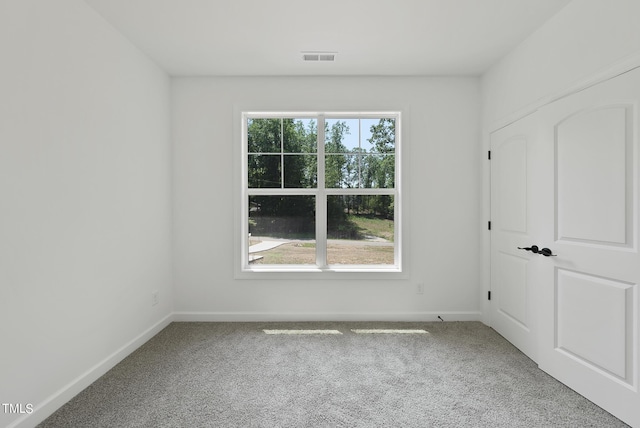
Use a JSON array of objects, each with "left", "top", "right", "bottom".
[{"left": 39, "top": 322, "right": 628, "bottom": 427}]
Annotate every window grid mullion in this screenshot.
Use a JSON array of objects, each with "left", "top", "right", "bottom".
[
  {"left": 316, "top": 115, "right": 327, "bottom": 268},
  {"left": 358, "top": 119, "right": 362, "bottom": 188},
  {"left": 280, "top": 118, "right": 284, "bottom": 189}
]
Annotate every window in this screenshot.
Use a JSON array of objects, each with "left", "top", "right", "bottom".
[{"left": 241, "top": 112, "right": 400, "bottom": 272}]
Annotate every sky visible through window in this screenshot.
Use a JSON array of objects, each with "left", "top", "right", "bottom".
[
  {"left": 281, "top": 118, "right": 379, "bottom": 152},
  {"left": 326, "top": 118, "right": 378, "bottom": 151}
]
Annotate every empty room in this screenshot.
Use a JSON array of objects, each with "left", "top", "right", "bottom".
[{"left": 2, "top": 0, "right": 640, "bottom": 426}]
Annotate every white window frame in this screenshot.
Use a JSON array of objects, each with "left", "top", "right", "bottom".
[{"left": 238, "top": 111, "right": 402, "bottom": 277}]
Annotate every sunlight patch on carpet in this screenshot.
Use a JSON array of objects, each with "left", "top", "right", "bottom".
[
  {"left": 263, "top": 329, "right": 343, "bottom": 335},
  {"left": 351, "top": 329, "right": 429, "bottom": 334}
]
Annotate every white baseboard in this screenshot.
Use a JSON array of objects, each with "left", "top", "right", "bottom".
[
  {"left": 9, "top": 313, "right": 174, "bottom": 428},
  {"left": 172, "top": 311, "right": 482, "bottom": 322}
]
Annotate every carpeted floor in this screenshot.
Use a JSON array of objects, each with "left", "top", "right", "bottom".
[{"left": 39, "top": 322, "right": 628, "bottom": 427}]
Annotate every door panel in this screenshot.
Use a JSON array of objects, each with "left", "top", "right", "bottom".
[
  {"left": 497, "top": 138, "right": 527, "bottom": 233},
  {"left": 556, "top": 105, "right": 632, "bottom": 246},
  {"left": 556, "top": 268, "right": 632, "bottom": 381},
  {"left": 496, "top": 251, "right": 528, "bottom": 328},
  {"left": 538, "top": 68, "right": 640, "bottom": 427},
  {"left": 490, "top": 114, "right": 540, "bottom": 361}
]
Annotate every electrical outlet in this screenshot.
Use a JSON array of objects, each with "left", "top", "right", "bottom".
[
  {"left": 416, "top": 283, "right": 424, "bottom": 294},
  {"left": 152, "top": 290, "right": 159, "bottom": 306}
]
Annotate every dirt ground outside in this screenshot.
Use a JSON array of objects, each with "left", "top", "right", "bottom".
[{"left": 249, "top": 239, "right": 394, "bottom": 265}]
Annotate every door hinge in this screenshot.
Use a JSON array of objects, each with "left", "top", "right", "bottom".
[
  {"left": 488, "top": 221, "right": 491, "bottom": 230},
  {"left": 488, "top": 291, "right": 492, "bottom": 300},
  {"left": 488, "top": 150, "right": 491, "bottom": 160}
]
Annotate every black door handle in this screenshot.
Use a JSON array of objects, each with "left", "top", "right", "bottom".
[
  {"left": 539, "top": 247, "right": 557, "bottom": 257},
  {"left": 517, "top": 246, "right": 557, "bottom": 256},
  {"left": 518, "top": 245, "right": 539, "bottom": 253}
]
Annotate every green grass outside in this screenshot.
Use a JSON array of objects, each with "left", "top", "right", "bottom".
[
  {"left": 347, "top": 215, "right": 394, "bottom": 242},
  {"left": 251, "top": 214, "right": 394, "bottom": 242}
]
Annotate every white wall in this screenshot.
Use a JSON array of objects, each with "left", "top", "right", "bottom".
[
  {"left": 0, "top": 1, "right": 172, "bottom": 427},
  {"left": 482, "top": 0, "right": 640, "bottom": 127},
  {"left": 172, "top": 76, "right": 481, "bottom": 320}
]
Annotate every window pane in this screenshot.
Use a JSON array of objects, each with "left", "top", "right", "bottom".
[
  {"left": 248, "top": 195, "right": 316, "bottom": 265},
  {"left": 248, "top": 118, "right": 282, "bottom": 153},
  {"left": 283, "top": 118, "right": 317, "bottom": 153},
  {"left": 327, "top": 195, "right": 394, "bottom": 265},
  {"left": 364, "top": 118, "right": 395, "bottom": 154},
  {"left": 325, "top": 118, "right": 358, "bottom": 153},
  {"left": 325, "top": 118, "right": 396, "bottom": 154},
  {"left": 248, "top": 155, "right": 281, "bottom": 188},
  {"left": 325, "top": 154, "right": 358, "bottom": 188},
  {"left": 324, "top": 118, "right": 396, "bottom": 189},
  {"left": 284, "top": 155, "right": 317, "bottom": 188},
  {"left": 361, "top": 154, "right": 395, "bottom": 189}
]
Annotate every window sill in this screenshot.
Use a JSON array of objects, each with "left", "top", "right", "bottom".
[{"left": 235, "top": 266, "right": 406, "bottom": 280}]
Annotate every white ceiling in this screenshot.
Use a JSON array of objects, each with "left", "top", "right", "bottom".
[{"left": 84, "top": 0, "right": 572, "bottom": 76}]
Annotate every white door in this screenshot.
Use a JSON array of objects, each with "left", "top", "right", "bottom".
[
  {"left": 490, "top": 113, "right": 542, "bottom": 361},
  {"left": 537, "top": 68, "right": 640, "bottom": 427}
]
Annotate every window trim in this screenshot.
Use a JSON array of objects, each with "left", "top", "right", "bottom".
[{"left": 238, "top": 111, "right": 403, "bottom": 277}]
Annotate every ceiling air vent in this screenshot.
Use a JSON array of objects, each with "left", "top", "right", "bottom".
[{"left": 302, "top": 52, "right": 336, "bottom": 62}]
